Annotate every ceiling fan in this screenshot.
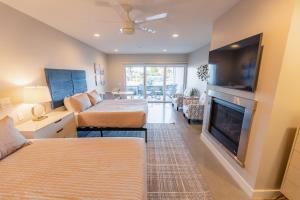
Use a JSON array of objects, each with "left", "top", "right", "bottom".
[{"left": 95, "top": 0, "right": 168, "bottom": 34}]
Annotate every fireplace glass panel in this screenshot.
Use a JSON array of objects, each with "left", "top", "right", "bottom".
[{"left": 209, "top": 98, "right": 245, "bottom": 155}]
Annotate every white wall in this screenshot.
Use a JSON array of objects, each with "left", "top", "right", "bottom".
[
  {"left": 106, "top": 54, "right": 189, "bottom": 91},
  {"left": 0, "top": 3, "right": 107, "bottom": 123},
  {"left": 187, "top": 44, "right": 210, "bottom": 94},
  {"left": 203, "top": 0, "right": 295, "bottom": 198}
]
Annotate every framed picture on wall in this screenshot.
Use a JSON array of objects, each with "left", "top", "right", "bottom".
[
  {"left": 94, "top": 63, "right": 105, "bottom": 86},
  {"left": 95, "top": 74, "right": 101, "bottom": 86},
  {"left": 94, "top": 63, "right": 101, "bottom": 74}
]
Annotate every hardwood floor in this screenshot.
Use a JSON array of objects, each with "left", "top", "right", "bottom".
[
  {"left": 148, "top": 103, "right": 250, "bottom": 200},
  {"left": 147, "top": 103, "right": 177, "bottom": 123}
]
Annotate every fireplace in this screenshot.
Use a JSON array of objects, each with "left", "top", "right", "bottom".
[{"left": 203, "top": 90, "right": 257, "bottom": 166}]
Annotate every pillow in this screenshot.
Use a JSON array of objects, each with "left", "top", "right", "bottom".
[
  {"left": 64, "top": 93, "right": 81, "bottom": 112},
  {"left": 199, "top": 92, "right": 206, "bottom": 105},
  {"left": 183, "top": 88, "right": 191, "bottom": 97},
  {"left": 87, "top": 90, "right": 102, "bottom": 105},
  {"left": 64, "top": 96, "right": 73, "bottom": 112},
  {"left": 69, "top": 93, "right": 92, "bottom": 112},
  {"left": 0, "top": 116, "right": 27, "bottom": 160}
]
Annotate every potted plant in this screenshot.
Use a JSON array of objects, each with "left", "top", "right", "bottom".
[{"left": 190, "top": 88, "right": 199, "bottom": 97}]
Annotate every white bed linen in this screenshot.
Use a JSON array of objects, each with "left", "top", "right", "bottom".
[{"left": 0, "top": 138, "right": 146, "bottom": 200}]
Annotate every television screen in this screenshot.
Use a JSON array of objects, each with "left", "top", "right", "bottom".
[{"left": 208, "top": 33, "right": 263, "bottom": 92}]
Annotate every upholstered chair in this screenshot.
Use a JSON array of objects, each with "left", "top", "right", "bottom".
[
  {"left": 183, "top": 92, "right": 206, "bottom": 124},
  {"left": 171, "top": 93, "right": 184, "bottom": 111},
  {"left": 171, "top": 88, "right": 200, "bottom": 111}
]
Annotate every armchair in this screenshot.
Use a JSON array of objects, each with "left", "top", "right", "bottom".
[
  {"left": 171, "top": 88, "right": 201, "bottom": 111},
  {"left": 171, "top": 93, "right": 184, "bottom": 111},
  {"left": 182, "top": 93, "right": 206, "bottom": 124}
]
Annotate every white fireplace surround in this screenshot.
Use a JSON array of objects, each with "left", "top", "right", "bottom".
[{"left": 201, "top": 85, "right": 279, "bottom": 199}]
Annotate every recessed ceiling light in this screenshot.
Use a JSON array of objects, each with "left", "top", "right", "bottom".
[
  {"left": 231, "top": 44, "right": 240, "bottom": 48},
  {"left": 93, "top": 33, "right": 101, "bottom": 38},
  {"left": 114, "top": 49, "right": 119, "bottom": 52},
  {"left": 163, "top": 49, "right": 167, "bottom": 52},
  {"left": 172, "top": 33, "right": 179, "bottom": 38}
]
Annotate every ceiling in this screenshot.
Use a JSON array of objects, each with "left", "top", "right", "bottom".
[{"left": 1, "top": 0, "right": 240, "bottom": 54}]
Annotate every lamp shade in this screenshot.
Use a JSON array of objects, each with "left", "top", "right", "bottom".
[{"left": 24, "top": 86, "right": 52, "bottom": 103}]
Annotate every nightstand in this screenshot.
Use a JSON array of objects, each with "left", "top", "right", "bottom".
[{"left": 16, "top": 111, "right": 77, "bottom": 139}]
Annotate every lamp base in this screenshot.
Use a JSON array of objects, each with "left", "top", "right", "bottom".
[
  {"left": 31, "top": 104, "right": 47, "bottom": 121},
  {"left": 32, "top": 115, "right": 48, "bottom": 121}
]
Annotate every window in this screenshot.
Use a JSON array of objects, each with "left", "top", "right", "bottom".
[{"left": 125, "top": 64, "right": 187, "bottom": 102}]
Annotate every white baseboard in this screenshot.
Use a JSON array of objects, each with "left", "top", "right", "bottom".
[
  {"left": 252, "top": 189, "right": 281, "bottom": 200},
  {"left": 200, "top": 134, "right": 280, "bottom": 199}
]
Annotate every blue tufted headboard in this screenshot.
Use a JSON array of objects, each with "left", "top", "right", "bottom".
[{"left": 45, "top": 68, "right": 88, "bottom": 108}]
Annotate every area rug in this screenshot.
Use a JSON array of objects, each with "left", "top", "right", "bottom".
[
  {"left": 146, "top": 123, "right": 213, "bottom": 200},
  {"left": 78, "top": 124, "right": 213, "bottom": 199}
]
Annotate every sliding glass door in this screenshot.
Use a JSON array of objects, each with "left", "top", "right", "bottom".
[
  {"left": 146, "top": 67, "right": 164, "bottom": 102},
  {"left": 125, "top": 66, "right": 144, "bottom": 99},
  {"left": 125, "top": 64, "right": 186, "bottom": 102},
  {"left": 165, "top": 67, "right": 185, "bottom": 102}
]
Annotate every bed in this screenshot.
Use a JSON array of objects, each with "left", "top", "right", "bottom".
[
  {"left": 77, "top": 99, "right": 148, "bottom": 128},
  {"left": 0, "top": 138, "right": 146, "bottom": 199},
  {"left": 45, "top": 68, "right": 148, "bottom": 142}
]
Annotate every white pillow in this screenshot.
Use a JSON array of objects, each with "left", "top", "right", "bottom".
[
  {"left": 0, "top": 116, "right": 27, "bottom": 160},
  {"left": 69, "top": 93, "right": 92, "bottom": 112},
  {"left": 87, "top": 90, "right": 102, "bottom": 106},
  {"left": 199, "top": 92, "right": 206, "bottom": 105},
  {"left": 184, "top": 88, "right": 191, "bottom": 97}
]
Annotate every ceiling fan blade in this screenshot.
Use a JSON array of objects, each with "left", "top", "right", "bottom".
[
  {"left": 94, "top": 0, "right": 111, "bottom": 7},
  {"left": 134, "top": 13, "right": 168, "bottom": 24},
  {"left": 146, "top": 13, "right": 168, "bottom": 21},
  {"left": 95, "top": 0, "right": 130, "bottom": 21},
  {"left": 137, "top": 26, "right": 157, "bottom": 34},
  {"left": 115, "top": 4, "right": 131, "bottom": 21}
]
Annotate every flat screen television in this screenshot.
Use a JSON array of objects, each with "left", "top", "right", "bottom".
[{"left": 208, "top": 33, "right": 263, "bottom": 92}]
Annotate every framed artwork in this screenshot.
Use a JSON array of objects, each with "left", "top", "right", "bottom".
[
  {"left": 95, "top": 74, "right": 101, "bottom": 86},
  {"left": 94, "top": 63, "right": 101, "bottom": 74},
  {"left": 94, "top": 63, "right": 105, "bottom": 86}
]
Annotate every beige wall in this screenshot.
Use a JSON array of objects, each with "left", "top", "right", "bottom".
[
  {"left": 0, "top": 3, "right": 107, "bottom": 123},
  {"left": 0, "top": 2, "right": 107, "bottom": 103},
  {"left": 208, "top": 0, "right": 295, "bottom": 194},
  {"left": 106, "top": 54, "right": 188, "bottom": 91},
  {"left": 187, "top": 44, "right": 210, "bottom": 93},
  {"left": 255, "top": 0, "right": 300, "bottom": 189}
]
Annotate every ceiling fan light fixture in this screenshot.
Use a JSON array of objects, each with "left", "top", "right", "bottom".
[{"left": 120, "top": 27, "right": 135, "bottom": 34}]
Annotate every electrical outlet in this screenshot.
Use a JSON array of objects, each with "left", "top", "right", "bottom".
[{"left": 17, "top": 112, "right": 24, "bottom": 121}]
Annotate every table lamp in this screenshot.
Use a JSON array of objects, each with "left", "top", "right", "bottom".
[{"left": 24, "top": 86, "right": 52, "bottom": 121}]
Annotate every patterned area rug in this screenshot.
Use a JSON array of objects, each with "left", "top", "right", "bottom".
[
  {"left": 146, "top": 123, "right": 213, "bottom": 200},
  {"left": 78, "top": 124, "right": 213, "bottom": 199}
]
